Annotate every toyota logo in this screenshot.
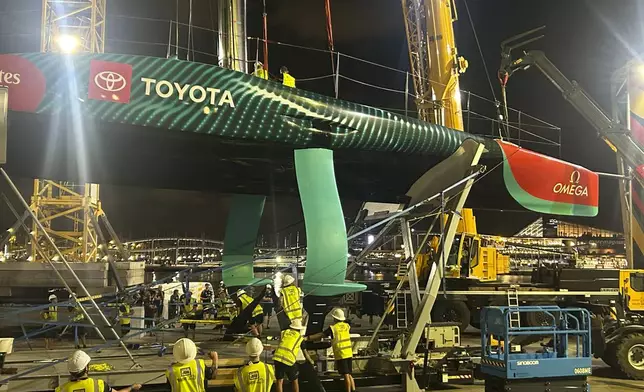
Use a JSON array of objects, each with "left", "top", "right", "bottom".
[{"left": 94, "top": 71, "right": 127, "bottom": 92}]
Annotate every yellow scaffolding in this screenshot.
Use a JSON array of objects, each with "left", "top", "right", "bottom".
[
  {"left": 41, "top": 0, "right": 107, "bottom": 53},
  {"left": 29, "top": 180, "right": 103, "bottom": 263}
]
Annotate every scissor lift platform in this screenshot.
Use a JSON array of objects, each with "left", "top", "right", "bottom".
[{"left": 480, "top": 306, "right": 592, "bottom": 392}]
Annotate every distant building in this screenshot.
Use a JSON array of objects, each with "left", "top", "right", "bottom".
[
  {"left": 506, "top": 217, "right": 626, "bottom": 269},
  {"left": 515, "top": 217, "right": 622, "bottom": 239}
]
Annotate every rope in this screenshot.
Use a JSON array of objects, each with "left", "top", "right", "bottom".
[
  {"left": 339, "top": 75, "right": 406, "bottom": 94},
  {"left": 297, "top": 74, "right": 335, "bottom": 82},
  {"left": 462, "top": 0, "right": 497, "bottom": 102},
  {"left": 467, "top": 110, "right": 560, "bottom": 146}
]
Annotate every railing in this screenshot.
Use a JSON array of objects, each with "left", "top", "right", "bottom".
[{"left": 0, "top": 8, "right": 561, "bottom": 157}]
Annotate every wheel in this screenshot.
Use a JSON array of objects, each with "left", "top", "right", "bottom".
[
  {"left": 523, "top": 306, "right": 558, "bottom": 327},
  {"left": 602, "top": 342, "right": 621, "bottom": 370},
  {"left": 431, "top": 300, "right": 470, "bottom": 331},
  {"left": 469, "top": 307, "right": 482, "bottom": 330},
  {"left": 616, "top": 333, "right": 644, "bottom": 379}
]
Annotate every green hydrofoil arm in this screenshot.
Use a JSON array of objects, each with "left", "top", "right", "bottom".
[{"left": 295, "top": 148, "right": 366, "bottom": 296}]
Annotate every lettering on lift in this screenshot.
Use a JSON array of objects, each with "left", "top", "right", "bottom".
[
  {"left": 574, "top": 367, "right": 591, "bottom": 374},
  {"left": 141, "top": 77, "right": 235, "bottom": 108},
  {"left": 0, "top": 70, "right": 21, "bottom": 85},
  {"left": 516, "top": 360, "right": 539, "bottom": 366},
  {"left": 552, "top": 170, "right": 588, "bottom": 197}
]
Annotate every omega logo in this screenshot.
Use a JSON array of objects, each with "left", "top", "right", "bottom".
[{"left": 552, "top": 170, "right": 589, "bottom": 197}]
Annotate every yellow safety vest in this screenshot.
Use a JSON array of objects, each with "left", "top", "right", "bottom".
[
  {"left": 280, "top": 286, "right": 302, "bottom": 321},
  {"left": 254, "top": 68, "right": 268, "bottom": 80},
  {"left": 331, "top": 322, "right": 353, "bottom": 359},
  {"left": 282, "top": 72, "right": 296, "bottom": 88},
  {"left": 239, "top": 294, "right": 263, "bottom": 317},
  {"left": 71, "top": 306, "right": 85, "bottom": 322},
  {"left": 274, "top": 329, "right": 303, "bottom": 366},
  {"left": 120, "top": 303, "right": 131, "bottom": 325},
  {"left": 234, "top": 361, "right": 274, "bottom": 392},
  {"left": 166, "top": 359, "right": 206, "bottom": 392},
  {"left": 184, "top": 298, "right": 197, "bottom": 316},
  {"left": 55, "top": 377, "right": 105, "bottom": 392},
  {"left": 43, "top": 305, "right": 58, "bottom": 322}
]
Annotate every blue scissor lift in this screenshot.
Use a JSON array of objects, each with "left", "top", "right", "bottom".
[{"left": 480, "top": 306, "right": 592, "bottom": 392}]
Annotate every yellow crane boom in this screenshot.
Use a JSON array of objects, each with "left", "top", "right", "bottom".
[{"left": 402, "top": 0, "right": 467, "bottom": 130}]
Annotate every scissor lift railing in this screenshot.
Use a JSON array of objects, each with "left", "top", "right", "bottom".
[{"left": 481, "top": 306, "right": 592, "bottom": 381}]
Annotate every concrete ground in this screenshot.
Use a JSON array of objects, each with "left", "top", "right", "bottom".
[{"left": 3, "top": 313, "right": 644, "bottom": 391}]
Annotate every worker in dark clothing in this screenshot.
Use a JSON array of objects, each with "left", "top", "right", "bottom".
[
  {"left": 154, "top": 290, "right": 164, "bottom": 323},
  {"left": 200, "top": 283, "right": 214, "bottom": 320},
  {"left": 169, "top": 289, "right": 180, "bottom": 326},
  {"left": 181, "top": 291, "right": 198, "bottom": 339},
  {"left": 144, "top": 292, "right": 157, "bottom": 336},
  {"left": 261, "top": 286, "right": 274, "bottom": 329}
]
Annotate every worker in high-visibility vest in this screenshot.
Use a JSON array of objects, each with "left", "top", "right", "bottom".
[
  {"left": 234, "top": 338, "right": 275, "bottom": 392},
  {"left": 119, "top": 301, "right": 133, "bottom": 345},
  {"left": 165, "top": 338, "right": 218, "bottom": 392},
  {"left": 306, "top": 308, "right": 354, "bottom": 392},
  {"left": 237, "top": 289, "right": 264, "bottom": 336},
  {"left": 274, "top": 319, "right": 306, "bottom": 392},
  {"left": 41, "top": 294, "right": 58, "bottom": 350},
  {"left": 56, "top": 350, "right": 142, "bottom": 392},
  {"left": 280, "top": 66, "right": 296, "bottom": 88},
  {"left": 254, "top": 62, "right": 268, "bottom": 80},
  {"left": 279, "top": 275, "right": 303, "bottom": 323},
  {"left": 181, "top": 292, "right": 198, "bottom": 339},
  {"left": 69, "top": 301, "right": 88, "bottom": 349}
]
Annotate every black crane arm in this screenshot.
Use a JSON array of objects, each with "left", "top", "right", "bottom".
[{"left": 501, "top": 48, "right": 644, "bottom": 173}]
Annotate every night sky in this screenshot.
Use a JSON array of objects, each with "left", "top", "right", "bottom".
[{"left": 1, "top": 0, "right": 643, "bottom": 242}]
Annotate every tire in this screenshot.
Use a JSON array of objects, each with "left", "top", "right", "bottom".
[
  {"left": 431, "top": 300, "right": 470, "bottom": 331},
  {"left": 616, "top": 333, "right": 644, "bottom": 379},
  {"left": 602, "top": 342, "right": 620, "bottom": 370},
  {"left": 468, "top": 305, "right": 482, "bottom": 330},
  {"left": 523, "top": 306, "right": 559, "bottom": 328}
]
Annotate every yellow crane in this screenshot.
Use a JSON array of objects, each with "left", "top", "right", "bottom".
[
  {"left": 402, "top": 0, "right": 503, "bottom": 284},
  {"left": 401, "top": 0, "right": 468, "bottom": 129}
]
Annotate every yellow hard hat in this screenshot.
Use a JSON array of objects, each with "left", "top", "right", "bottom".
[
  {"left": 331, "top": 308, "right": 346, "bottom": 321},
  {"left": 245, "top": 338, "right": 264, "bottom": 357},
  {"left": 173, "top": 338, "right": 197, "bottom": 364},
  {"left": 68, "top": 350, "right": 91, "bottom": 373}
]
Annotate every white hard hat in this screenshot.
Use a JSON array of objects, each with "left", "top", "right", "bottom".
[
  {"left": 173, "top": 338, "right": 197, "bottom": 364},
  {"left": 289, "top": 319, "right": 306, "bottom": 330},
  {"left": 236, "top": 289, "right": 246, "bottom": 296},
  {"left": 48, "top": 294, "right": 57, "bottom": 301},
  {"left": 68, "top": 350, "right": 91, "bottom": 373},
  {"left": 246, "top": 338, "right": 264, "bottom": 357},
  {"left": 283, "top": 275, "right": 295, "bottom": 286},
  {"left": 331, "top": 308, "right": 346, "bottom": 321}
]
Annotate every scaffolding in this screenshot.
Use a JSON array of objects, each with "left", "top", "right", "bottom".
[{"left": 41, "top": 0, "right": 107, "bottom": 53}]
